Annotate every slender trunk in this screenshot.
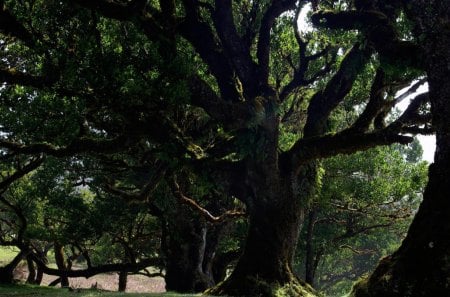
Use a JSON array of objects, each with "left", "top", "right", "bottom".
[
  {"left": 26, "top": 255, "right": 36, "bottom": 284},
  {"left": 35, "top": 266, "right": 44, "bottom": 285},
  {"left": 54, "top": 242, "right": 69, "bottom": 287},
  {"left": 352, "top": 3, "right": 450, "bottom": 296},
  {"left": 118, "top": 271, "right": 127, "bottom": 292},
  {"left": 48, "top": 278, "right": 62, "bottom": 287},
  {"left": 33, "top": 248, "right": 48, "bottom": 285},
  {"left": 305, "top": 209, "right": 318, "bottom": 287}
]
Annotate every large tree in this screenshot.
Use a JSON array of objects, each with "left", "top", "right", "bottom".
[{"left": 0, "top": 0, "right": 434, "bottom": 296}]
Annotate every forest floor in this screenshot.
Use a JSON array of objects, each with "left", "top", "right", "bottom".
[{"left": 13, "top": 264, "right": 166, "bottom": 293}]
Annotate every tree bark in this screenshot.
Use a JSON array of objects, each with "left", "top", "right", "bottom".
[
  {"left": 34, "top": 247, "right": 49, "bottom": 285},
  {"left": 208, "top": 177, "right": 316, "bottom": 296},
  {"left": 204, "top": 105, "right": 319, "bottom": 297},
  {"left": 163, "top": 183, "right": 236, "bottom": 293},
  {"left": 351, "top": 2, "right": 450, "bottom": 296},
  {"left": 208, "top": 118, "right": 318, "bottom": 297}
]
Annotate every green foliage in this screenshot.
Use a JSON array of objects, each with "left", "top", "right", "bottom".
[
  {"left": 296, "top": 143, "right": 428, "bottom": 296},
  {"left": 0, "top": 0, "right": 434, "bottom": 295}
]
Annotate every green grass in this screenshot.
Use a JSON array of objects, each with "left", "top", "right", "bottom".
[{"left": 0, "top": 284, "right": 203, "bottom": 297}]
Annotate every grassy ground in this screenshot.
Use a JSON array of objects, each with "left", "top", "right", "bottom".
[
  {"left": 0, "top": 248, "right": 208, "bottom": 296},
  {"left": 0, "top": 284, "right": 203, "bottom": 297}
]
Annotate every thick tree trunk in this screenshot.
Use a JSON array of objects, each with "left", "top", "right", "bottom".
[
  {"left": 0, "top": 266, "right": 16, "bottom": 284},
  {"left": 206, "top": 108, "right": 318, "bottom": 297},
  {"left": 209, "top": 206, "right": 306, "bottom": 296},
  {"left": 208, "top": 164, "right": 318, "bottom": 297},
  {"left": 352, "top": 3, "right": 450, "bottom": 296}
]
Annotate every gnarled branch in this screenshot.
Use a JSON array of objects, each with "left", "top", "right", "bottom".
[
  {"left": 31, "top": 254, "right": 161, "bottom": 278},
  {"left": 303, "top": 44, "right": 372, "bottom": 137},
  {"left": 311, "top": 10, "right": 424, "bottom": 69},
  {"left": 0, "top": 2, "right": 34, "bottom": 45},
  {"left": 257, "top": 0, "right": 298, "bottom": 85},
  {"left": 170, "top": 178, "right": 246, "bottom": 223}
]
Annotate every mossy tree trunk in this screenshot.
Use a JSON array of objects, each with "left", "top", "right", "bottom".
[
  {"left": 209, "top": 181, "right": 315, "bottom": 296},
  {"left": 304, "top": 209, "right": 319, "bottom": 287},
  {"left": 208, "top": 115, "right": 318, "bottom": 297},
  {"left": 351, "top": 2, "right": 450, "bottom": 296}
]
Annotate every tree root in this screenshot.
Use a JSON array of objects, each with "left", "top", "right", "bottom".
[{"left": 205, "top": 275, "right": 317, "bottom": 297}]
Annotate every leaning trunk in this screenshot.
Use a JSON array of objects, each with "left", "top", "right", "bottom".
[
  {"left": 0, "top": 250, "right": 26, "bottom": 284},
  {"left": 35, "top": 266, "right": 44, "bottom": 285},
  {"left": 352, "top": 3, "right": 450, "bottom": 296}
]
